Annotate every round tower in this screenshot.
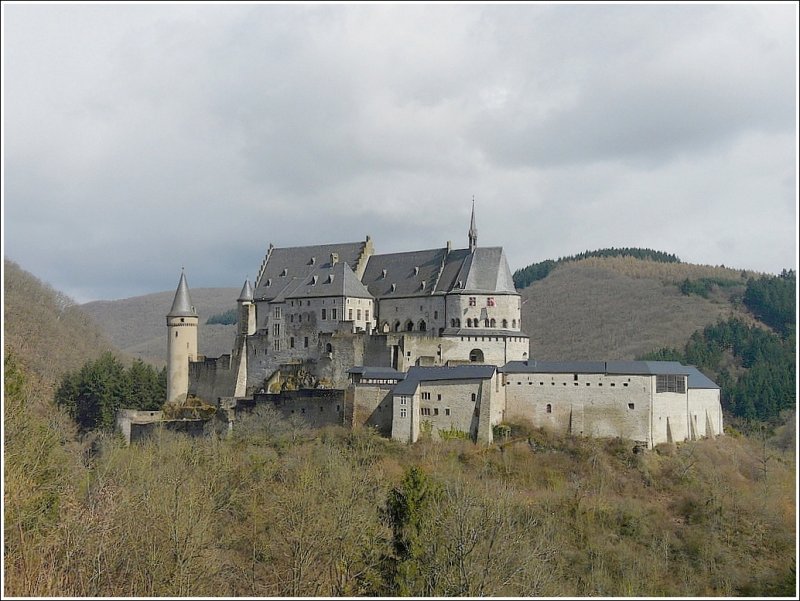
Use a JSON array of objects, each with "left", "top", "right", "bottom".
[{"left": 166, "top": 269, "right": 198, "bottom": 404}]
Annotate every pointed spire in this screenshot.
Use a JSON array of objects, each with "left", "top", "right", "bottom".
[
  {"left": 168, "top": 269, "right": 197, "bottom": 317},
  {"left": 468, "top": 196, "right": 478, "bottom": 253},
  {"left": 238, "top": 278, "right": 254, "bottom": 302}
]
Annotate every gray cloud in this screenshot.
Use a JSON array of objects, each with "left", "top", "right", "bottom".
[{"left": 3, "top": 4, "right": 796, "bottom": 303}]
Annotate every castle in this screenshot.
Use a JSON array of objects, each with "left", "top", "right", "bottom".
[{"left": 162, "top": 205, "right": 723, "bottom": 448}]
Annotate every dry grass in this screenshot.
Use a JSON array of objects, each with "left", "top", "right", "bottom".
[{"left": 520, "top": 258, "right": 761, "bottom": 360}]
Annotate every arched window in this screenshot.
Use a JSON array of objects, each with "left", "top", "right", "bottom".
[
  {"left": 546, "top": 404, "right": 552, "bottom": 414},
  {"left": 405, "top": 320, "right": 414, "bottom": 331},
  {"left": 394, "top": 320, "right": 401, "bottom": 332},
  {"left": 502, "top": 319, "right": 508, "bottom": 328},
  {"left": 484, "top": 319, "right": 490, "bottom": 327},
  {"left": 451, "top": 318, "right": 456, "bottom": 327},
  {"left": 418, "top": 320, "right": 426, "bottom": 332},
  {"left": 382, "top": 321, "right": 390, "bottom": 333},
  {"left": 469, "top": 349, "right": 484, "bottom": 363},
  {"left": 325, "top": 343, "right": 333, "bottom": 354},
  {"left": 490, "top": 318, "right": 496, "bottom": 327},
  {"left": 512, "top": 319, "right": 517, "bottom": 328},
  {"left": 466, "top": 318, "right": 472, "bottom": 328},
  {"left": 455, "top": 318, "right": 460, "bottom": 327}
]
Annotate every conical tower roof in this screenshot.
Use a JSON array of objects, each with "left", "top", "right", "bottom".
[
  {"left": 238, "top": 278, "right": 254, "bottom": 302},
  {"left": 168, "top": 270, "right": 197, "bottom": 317}
]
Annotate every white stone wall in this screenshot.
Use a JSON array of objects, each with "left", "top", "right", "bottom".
[
  {"left": 689, "top": 388, "right": 724, "bottom": 437},
  {"left": 445, "top": 293, "right": 521, "bottom": 330},
  {"left": 504, "top": 372, "right": 652, "bottom": 444},
  {"left": 376, "top": 295, "right": 446, "bottom": 334}
]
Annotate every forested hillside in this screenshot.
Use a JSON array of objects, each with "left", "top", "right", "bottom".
[
  {"left": 4, "top": 259, "right": 117, "bottom": 393},
  {"left": 81, "top": 287, "right": 239, "bottom": 365}
]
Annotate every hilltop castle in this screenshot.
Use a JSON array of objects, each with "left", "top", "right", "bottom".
[{"left": 163, "top": 205, "right": 723, "bottom": 448}]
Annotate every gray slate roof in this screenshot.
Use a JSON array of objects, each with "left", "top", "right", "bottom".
[
  {"left": 393, "top": 365, "right": 497, "bottom": 395},
  {"left": 363, "top": 246, "right": 517, "bottom": 298},
  {"left": 277, "top": 262, "right": 373, "bottom": 301},
  {"left": 254, "top": 241, "right": 366, "bottom": 301},
  {"left": 348, "top": 366, "right": 406, "bottom": 381},
  {"left": 362, "top": 248, "right": 446, "bottom": 297},
  {"left": 499, "top": 360, "right": 719, "bottom": 389},
  {"left": 168, "top": 271, "right": 197, "bottom": 317},
  {"left": 238, "top": 279, "right": 254, "bottom": 302}
]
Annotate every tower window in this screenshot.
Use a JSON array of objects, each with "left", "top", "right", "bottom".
[
  {"left": 546, "top": 404, "right": 552, "bottom": 414},
  {"left": 469, "top": 297, "right": 476, "bottom": 306}
]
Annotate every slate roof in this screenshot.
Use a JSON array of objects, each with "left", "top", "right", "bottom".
[
  {"left": 168, "top": 271, "right": 197, "bottom": 317},
  {"left": 275, "top": 262, "right": 373, "bottom": 301},
  {"left": 499, "top": 360, "right": 718, "bottom": 389},
  {"left": 238, "top": 279, "right": 254, "bottom": 302},
  {"left": 362, "top": 248, "right": 446, "bottom": 297},
  {"left": 393, "top": 365, "right": 497, "bottom": 395},
  {"left": 363, "top": 246, "right": 517, "bottom": 298},
  {"left": 254, "top": 241, "right": 366, "bottom": 301},
  {"left": 348, "top": 366, "right": 406, "bottom": 381}
]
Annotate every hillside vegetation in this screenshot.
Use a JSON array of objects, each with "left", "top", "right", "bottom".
[
  {"left": 81, "top": 287, "right": 239, "bottom": 366},
  {"left": 3, "top": 259, "right": 118, "bottom": 394},
  {"left": 4, "top": 399, "right": 795, "bottom": 597},
  {"left": 520, "top": 256, "right": 764, "bottom": 360}
]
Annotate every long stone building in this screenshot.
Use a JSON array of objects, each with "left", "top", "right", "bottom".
[{"left": 164, "top": 206, "right": 723, "bottom": 448}]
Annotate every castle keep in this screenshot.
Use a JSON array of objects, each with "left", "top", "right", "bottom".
[{"left": 165, "top": 206, "right": 723, "bottom": 448}]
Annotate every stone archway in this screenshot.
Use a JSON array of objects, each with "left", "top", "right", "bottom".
[{"left": 469, "top": 348, "right": 484, "bottom": 363}]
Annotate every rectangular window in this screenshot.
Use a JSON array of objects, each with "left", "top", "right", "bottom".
[
  {"left": 469, "top": 297, "right": 476, "bottom": 306},
  {"left": 332, "top": 308, "right": 337, "bottom": 320},
  {"left": 421, "top": 392, "right": 431, "bottom": 400},
  {"left": 365, "top": 310, "right": 370, "bottom": 322},
  {"left": 437, "top": 394, "right": 442, "bottom": 401},
  {"left": 628, "top": 403, "right": 635, "bottom": 410},
  {"left": 322, "top": 308, "right": 327, "bottom": 320},
  {"left": 290, "top": 337, "right": 295, "bottom": 348},
  {"left": 433, "top": 408, "right": 439, "bottom": 416},
  {"left": 434, "top": 310, "right": 438, "bottom": 319},
  {"left": 273, "top": 324, "right": 280, "bottom": 337},
  {"left": 445, "top": 408, "right": 450, "bottom": 416},
  {"left": 273, "top": 339, "right": 280, "bottom": 351},
  {"left": 421, "top": 408, "right": 431, "bottom": 416},
  {"left": 400, "top": 408, "right": 407, "bottom": 418},
  {"left": 290, "top": 314, "right": 294, "bottom": 323},
  {"left": 357, "top": 309, "right": 362, "bottom": 320},
  {"left": 487, "top": 297, "right": 495, "bottom": 307},
  {"left": 656, "top": 374, "right": 686, "bottom": 393},
  {"left": 274, "top": 307, "right": 281, "bottom": 319},
  {"left": 304, "top": 336, "right": 309, "bottom": 348},
  {"left": 400, "top": 396, "right": 407, "bottom": 405},
  {"left": 349, "top": 308, "right": 353, "bottom": 320}
]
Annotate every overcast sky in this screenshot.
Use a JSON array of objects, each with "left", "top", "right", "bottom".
[{"left": 3, "top": 3, "right": 797, "bottom": 303}]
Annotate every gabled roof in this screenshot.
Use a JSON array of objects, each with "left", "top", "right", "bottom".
[
  {"left": 686, "top": 366, "right": 720, "bottom": 390},
  {"left": 254, "top": 241, "right": 366, "bottom": 301},
  {"left": 279, "top": 261, "right": 373, "bottom": 300},
  {"left": 362, "top": 248, "right": 446, "bottom": 297},
  {"left": 168, "top": 271, "right": 197, "bottom": 318},
  {"left": 393, "top": 365, "right": 497, "bottom": 395}
]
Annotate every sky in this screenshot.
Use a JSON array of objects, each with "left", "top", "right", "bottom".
[{"left": 3, "top": 2, "right": 798, "bottom": 303}]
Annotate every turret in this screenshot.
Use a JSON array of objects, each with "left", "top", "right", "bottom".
[
  {"left": 237, "top": 278, "right": 256, "bottom": 337},
  {"left": 166, "top": 269, "right": 198, "bottom": 404}
]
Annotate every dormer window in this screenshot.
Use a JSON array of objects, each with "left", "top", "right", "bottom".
[
  {"left": 281, "top": 268, "right": 288, "bottom": 276},
  {"left": 381, "top": 269, "right": 387, "bottom": 278},
  {"left": 266, "top": 279, "right": 272, "bottom": 286},
  {"left": 309, "top": 257, "right": 316, "bottom": 265},
  {"left": 391, "top": 283, "right": 397, "bottom": 292},
  {"left": 420, "top": 280, "right": 426, "bottom": 290},
  {"left": 327, "top": 274, "right": 334, "bottom": 284},
  {"left": 414, "top": 266, "right": 419, "bottom": 276},
  {"left": 311, "top": 275, "right": 318, "bottom": 285},
  {"left": 457, "top": 280, "right": 463, "bottom": 288}
]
